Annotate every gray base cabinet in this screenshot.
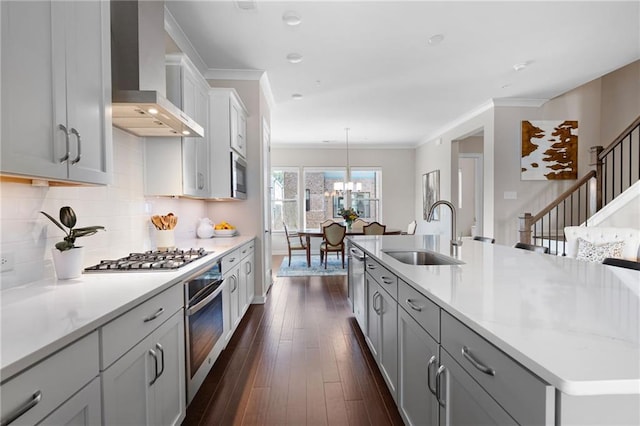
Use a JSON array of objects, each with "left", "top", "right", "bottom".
[
  {"left": 398, "top": 308, "right": 439, "bottom": 426},
  {"left": 40, "top": 377, "right": 102, "bottom": 426},
  {"left": 439, "top": 350, "right": 516, "bottom": 426}
]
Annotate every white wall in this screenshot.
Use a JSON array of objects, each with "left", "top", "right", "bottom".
[
  {"left": 0, "top": 128, "right": 207, "bottom": 289},
  {"left": 270, "top": 146, "right": 414, "bottom": 254}
]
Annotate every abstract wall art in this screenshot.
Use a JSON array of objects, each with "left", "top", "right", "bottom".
[
  {"left": 422, "top": 170, "right": 440, "bottom": 220},
  {"left": 521, "top": 120, "right": 578, "bottom": 180}
]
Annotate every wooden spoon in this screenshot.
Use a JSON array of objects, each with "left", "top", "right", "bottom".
[
  {"left": 160, "top": 215, "right": 169, "bottom": 230},
  {"left": 151, "top": 215, "right": 163, "bottom": 230}
]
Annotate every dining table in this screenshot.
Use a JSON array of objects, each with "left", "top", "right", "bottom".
[{"left": 297, "top": 227, "right": 402, "bottom": 267}]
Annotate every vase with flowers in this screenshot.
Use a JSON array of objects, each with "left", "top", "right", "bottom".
[{"left": 338, "top": 207, "right": 359, "bottom": 230}]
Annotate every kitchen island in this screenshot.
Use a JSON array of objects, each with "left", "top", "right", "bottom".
[
  {"left": 349, "top": 234, "right": 639, "bottom": 425},
  {"left": 0, "top": 235, "right": 254, "bottom": 425}
]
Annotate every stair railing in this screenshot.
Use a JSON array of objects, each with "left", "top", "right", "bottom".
[{"left": 519, "top": 115, "right": 639, "bottom": 255}]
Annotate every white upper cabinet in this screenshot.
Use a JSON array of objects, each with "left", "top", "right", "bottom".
[
  {"left": 144, "top": 54, "right": 209, "bottom": 198},
  {"left": 1, "top": 0, "right": 112, "bottom": 185},
  {"left": 210, "top": 88, "right": 248, "bottom": 159}
]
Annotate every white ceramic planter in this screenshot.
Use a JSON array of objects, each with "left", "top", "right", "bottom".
[
  {"left": 51, "top": 246, "right": 84, "bottom": 280},
  {"left": 156, "top": 230, "right": 176, "bottom": 251}
]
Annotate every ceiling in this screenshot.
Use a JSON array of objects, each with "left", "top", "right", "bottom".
[{"left": 165, "top": 1, "right": 640, "bottom": 148}]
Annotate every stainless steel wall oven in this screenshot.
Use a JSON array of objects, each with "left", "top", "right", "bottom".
[{"left": 184, "top": 260, "right": 224, "bottom": 403}]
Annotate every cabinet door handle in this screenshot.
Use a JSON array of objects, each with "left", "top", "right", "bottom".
[
  {"left": 406, "top": 299, "right": 423, "bottom": 312},
  {"left": 70, "top": 128, "right": 81, "bottom": 164},
  {"left": 426, "top": 356, "right": 437, "bottom": 396},
  {"left": 197, "top": 172, "right": 204, "bottom": 190},
  {"left": 435, "top": 365, "right": 447, "bottom": 407},
  {"left": 149, "top": 348, "right": 159, "bottom": 386},
  {"left": 246, "top": 262, "right": 252, "bottom": 275},
  {"left": 58, "top": 124, "right": 70, "bottom": 163},
  {"left": 373, "top": 291, "right": 382, "bottom": 315},
  {"left": 143, "top": 307, "right": 165, "bottom": 323},
  {"left": 231, "top": 275, "right": 237, "bottom": 292},
  {"left": 462, "top": 346, "right": 495, "bottom": 376},
  {"left": 155, "top": 343, "right": 165, "bottom": 379},
  {"left": 0, "top": 390, "right": 42, "bottom": 426},
  {"left": 381, "top": 276, "right": 393, "bottom": 285}
]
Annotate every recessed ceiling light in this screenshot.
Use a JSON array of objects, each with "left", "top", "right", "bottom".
[
  {"left": 427, "top": 34, "right": 444, "bottom": 46},
  {"left": 182, "top": 130, "right": 190, "bottom": 135},
  {"left": 502, "top": 84, "right": 511, "bottom": 89},
  {"left": 513, "top": 62, "right": 529, "bottom": 71},
  {"left": 148, "top": 108, "right": 158, "bottom": 115},
  {"left": 235, "top": 0, "right": 257, "bottom": 10},
  {"left": 322, "top": 140, "right": 331, "bottom": 144},
  {"left": 286, "top": 53, "right": 303, "bottom": 64},
  {"left": 282, "top": 11, "right": 301, "bottom": 26},
  {"left": 292, "top": 93, "right": 303, "bottom": 100}
]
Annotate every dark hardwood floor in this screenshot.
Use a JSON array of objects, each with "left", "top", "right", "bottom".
[{"left": 183, "top": 255, "right": 403, "bottom": 426}]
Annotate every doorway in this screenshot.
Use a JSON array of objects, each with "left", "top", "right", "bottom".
[{"left": 455, "top": 132, "right": 484, "bottom": 237}]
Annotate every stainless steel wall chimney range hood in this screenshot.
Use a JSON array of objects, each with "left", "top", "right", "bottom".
[{"left": 111, "top": 0, "right": 204, "bottom": 138}]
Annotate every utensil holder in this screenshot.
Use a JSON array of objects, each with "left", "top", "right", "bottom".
[{"left": 156, "top": 230, "right": 175, "bottom": 251}]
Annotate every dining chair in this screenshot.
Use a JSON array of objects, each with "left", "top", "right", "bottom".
[
  {"left": 602, "top": 257, "right": 640, "bottom": 271},
  {"left": 352, "top": 218, "right": 368, "bottom": 231},
  {"left": 320, "top": 223, "right": 347, "bottom": 268},
  {"left": 320, "top": 219, "right": 335, "bottom": 228},
  {"left": 283, "top": 223, "right": 307, "bottom": 266},
  {"left": 473, "top": 236, "right": 495, "bottom": 244},
  {"left": 514, "top": 242, "right": 549, "bottom": 254},
  {"left": 406, "top": 220, "right": 417, "bottom": 235},
  {"left": 363, "top": 221, "right": 386, "bottom": 235}
]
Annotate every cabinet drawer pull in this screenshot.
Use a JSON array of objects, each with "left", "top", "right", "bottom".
[
  {"left": 70, "top": 128, "right": 81, "bottom": 164},
  {"left": 381, "top": 276, "right": 393, "bottom": 285},
  {"left": 229, "top": 257, "right": 236, "bottom": 263},
  {"left": 435, "top": 365, "right": 447, "bottom": 407},
  {"left": 366, "top": 264, "right": 377, "bottom": 270},
  {"left": 406, "top": 299, "right": 423, "bottom": 312},
  {"left": 1, "top": 390, "right": 42, "bottom": 426},
  {"left": 149, "top": 349, "right": 159, "bottom": 386},
  {"left": 426, "top": 356, "right": 437, "bottom": 396},
  {"left": 143, "top": 307, "right": 165, "bottom": 323},
  {"left": 462, "top": 346, "right": 496, "bottom": 376},
  {"left": 58, "top": 124, "right": 70, "bottom": 163},
  {"left": 156, "top": 343, "right": 165, "bottom": 379}
]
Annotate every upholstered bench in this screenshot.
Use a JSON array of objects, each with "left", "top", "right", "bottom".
[{"left": 564, "top": 226, "right": 640, "bottom": 262}]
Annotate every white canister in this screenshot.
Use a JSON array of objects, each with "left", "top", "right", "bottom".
[
  {"left": 196, "top": 218, "right": 214, "bottom": 239},
  {"left": 156, "top": 230, "right": 176, "bottom": 251}
]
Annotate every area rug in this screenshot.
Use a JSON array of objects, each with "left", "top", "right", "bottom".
[{"left": 277, "top": 255, "right": 347, "bottom": 277}]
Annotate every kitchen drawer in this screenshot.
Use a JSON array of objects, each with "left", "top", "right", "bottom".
[
  {"left": 365, "top": 257, "right": 397, "bottom": 300},
  {"left": 239, "top": 240, "right": 254, "bottom": 260},
  {"left": 398, "top": 279, "right": 440, "bottom": 342},
  {"left": 441, "top": 311, "right": 554, "bottom": 425},
  {"left": 0, "top": 332, "right": 99, "bottom": 426},
  {"left": 100, "top": 283, "right": 183, "bottom": 369},
  {"left": 222, "top": 249, "right": 241, "bottom": 272}
]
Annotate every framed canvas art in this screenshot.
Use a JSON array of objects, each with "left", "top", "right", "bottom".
[
  {"left": 521, "top": 120, "right": 578, "bottom": 180},
  {"left": 423, "top": 170, "right": 440, "bottom": 220}
]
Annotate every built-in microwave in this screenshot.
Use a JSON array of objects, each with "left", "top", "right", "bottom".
[{"left": 231, "top": 152, "right": 247, "bottom": 199}]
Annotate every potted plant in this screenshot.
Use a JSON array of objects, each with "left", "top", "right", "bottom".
[{"left": 41, "top": 206, "right": 105, "bottom": 279}]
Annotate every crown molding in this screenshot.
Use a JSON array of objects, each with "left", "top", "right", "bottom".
[
  {"left": 271, "top": 142, "right": 417, "bottom": 150},
  {"left": 492, "top": 98, "right": 548, "bottom": 108},
  {"left": 164, "top": 7, "right": 208, "bottom": 75},
  {"left": 204, "top": 68, "right": 265, "bottom": 81}
]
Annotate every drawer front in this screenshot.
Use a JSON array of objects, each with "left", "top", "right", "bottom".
[
  {"left": 365, "top": 257, "right": 397, "bottom": 300},
  {"left": 239, "top": 241, "right": 254, "bottom": 260},
  {"left": 101, "top": 283, "right": 183, "bottom": 369},
  {"left": 0, "top": 332, "right": 99, "bottom": 426},
  {"left": 398, "top": 279, "right": 440, "bottom": 342},
  {"left": 441, "top": 311, "right": 554, "bottom": 425},
  {"left": 222, "top": 249, "right": 241, "bottom": 272}
]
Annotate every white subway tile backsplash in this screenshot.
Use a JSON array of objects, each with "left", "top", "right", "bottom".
[{"left": 0, "top": 128, "right": 207, "bottom": 289}]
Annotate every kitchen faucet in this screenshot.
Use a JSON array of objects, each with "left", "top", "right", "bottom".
[{"left": 427, "top": 200, "right": 463, "bottom": 256}]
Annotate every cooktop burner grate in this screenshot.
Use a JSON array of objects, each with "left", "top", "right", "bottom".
[{"left": 84, "top": 248, "right": 209, "bottom": 272}]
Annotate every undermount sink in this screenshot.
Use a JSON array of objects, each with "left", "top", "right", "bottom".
[{"left": 382, "top": 249, "right": 464, "bottom": 266}]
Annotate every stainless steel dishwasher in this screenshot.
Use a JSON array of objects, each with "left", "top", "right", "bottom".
[{"left": 347, "top": 241, "right": 366, "bottom": 331}]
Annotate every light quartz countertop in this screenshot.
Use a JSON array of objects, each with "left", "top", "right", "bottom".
[
  {"left": 0, "top": 235, "right": 254, "bottom": 382},
  {"left": 349, "top": 234, "right": 640, "bottom": 396}
]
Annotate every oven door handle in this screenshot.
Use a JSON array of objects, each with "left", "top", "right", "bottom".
[{"left": 186, "top": 287, "right": 221, "bottom": 316}]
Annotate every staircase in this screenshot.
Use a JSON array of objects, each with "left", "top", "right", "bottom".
[{"left": 519, "top": 116, "right": 640, "bottom": 255}]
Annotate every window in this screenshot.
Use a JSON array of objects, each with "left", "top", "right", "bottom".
[
  {"left": 271, "top": 168, "right": 299, "bottom": 231},
  {"left": 303, "top": 168, "right": 346, "bottom": 228}
]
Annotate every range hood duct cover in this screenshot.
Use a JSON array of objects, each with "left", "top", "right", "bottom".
[{"left": 111, "top": 0, "right": 204, "bottom": 138}]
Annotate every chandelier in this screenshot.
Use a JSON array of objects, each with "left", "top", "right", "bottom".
[{"left": 334, "top": 128, "right": 362, "bottom": 193}]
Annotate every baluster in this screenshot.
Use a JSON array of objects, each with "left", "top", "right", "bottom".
[{"left": 555, "top": 206, "right": 559, "bottom": 255}]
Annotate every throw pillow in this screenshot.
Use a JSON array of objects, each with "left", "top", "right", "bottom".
[{"left": 575, "top": 237, "right": 625, "bottom": 263}]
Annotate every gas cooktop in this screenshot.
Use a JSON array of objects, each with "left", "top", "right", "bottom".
[{"left": 84, "top": 248, "right": 210, "bottom": 272}]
